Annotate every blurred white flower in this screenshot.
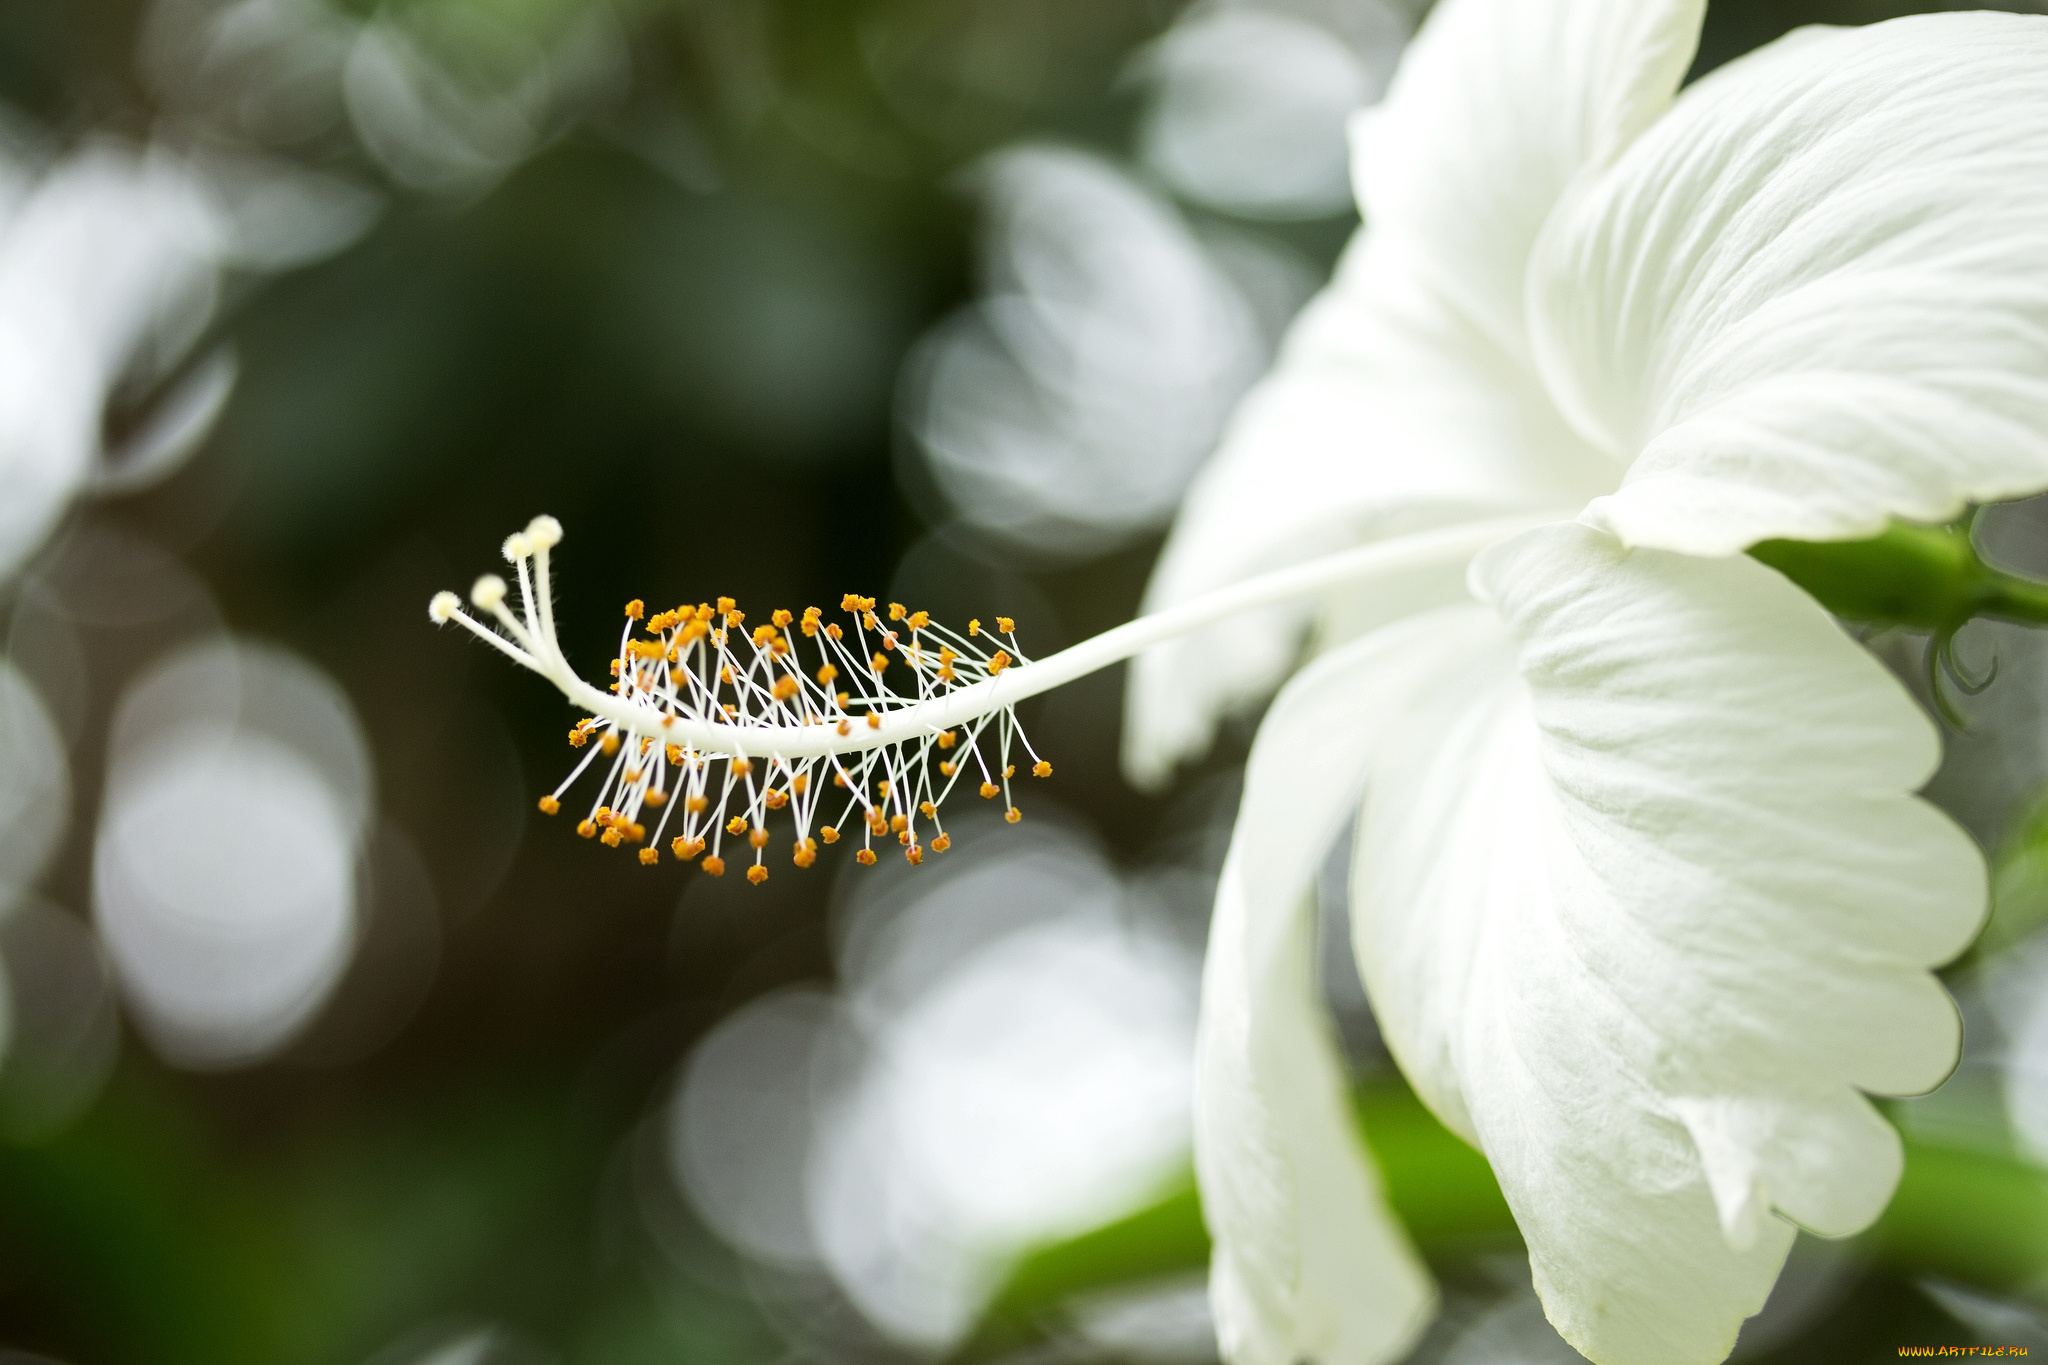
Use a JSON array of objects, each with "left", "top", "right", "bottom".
[
  {"left": 670, "top": 819, "right": 1201, "bottom": 1351},
  {"left": 144, "top": 0, "right": 628, "bottom": 200},
  {"left": 344, "top": 2, "right": 627, "bottom": 198},
  {"left": 94, "top": 638, "right": 372, "bottom": 1069},
  {"left": 0, "top": 136, "right": 375, "bottom": 585},
  {"left": 1134, "top": 3, "right": 1409, "bottom": 220},
  {"left": 903, "top": 146, "right": 1270, "bottom": 559},
  {"left": 1124, "top": 1, "right": 2048, "bottom": 1362},
  {"left": 141, "top": 0, "right": 359, "bottom": 149}
]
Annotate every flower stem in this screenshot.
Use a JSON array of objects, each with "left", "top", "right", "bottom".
[{"left": 1751, "top": 518, "right": 2048, "bottom": 632}]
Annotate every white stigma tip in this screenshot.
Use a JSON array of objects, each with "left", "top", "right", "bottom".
[
  {"left": 526, "top": 515, "right": 562, "bottom": 549},
  {"left": 502, "top": 533, "right": 533, "bottom": 562},
  {"left": 471, "top": 575, "right": 508, "bottom": 610},
  {"left": 429, "top": 591, "right": 461, "bottom": 623}
]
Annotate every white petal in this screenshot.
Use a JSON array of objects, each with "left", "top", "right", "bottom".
[
  {"left": 1126, "top": 0, "right": 1702, "bottom": 787},
  {"left": 1195, "top": 609, "right": 1493, "bottom": 1365},
  {"left": 1535, "top": 15, "right": 2048, "bottom": 555},
  {"left": 1351, "top": 0, "right": 1704, "bottom": 357},
  {"left": 0, "top": 146, "right": 227, "bottom": 581},
  {"left": 1350, "top": 522, "right": 1982, "bottom": 1364},
  {"left": 1123, "top": 236, "right": 1610, "bottom": 789}
]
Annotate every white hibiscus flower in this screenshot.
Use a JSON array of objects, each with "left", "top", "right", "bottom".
[
  {"left": 1130, "top": 1, "right": 2048, "bottom": 1362},
  {"left": 434, "top": 3, "right": 2048, "bottom": 1362}
]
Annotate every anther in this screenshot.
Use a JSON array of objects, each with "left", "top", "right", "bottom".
[
  {"left": 727, "top": 816, "right": 749, "bottom": 835},
  {"left": 625, "top": 599, "right": 645, "bottom": 620},
  {"left": 577, "top": 820, "right": 597, "bottom": 838},
  {"left": 703, "top": 856, "right": 726, "bottom": 877},
  {"left": 1033, "top": 761, "right": 1052, "bottom": 777},
  {"left": 856, "top": 849, "right": 877, "bottom": 866},
  {"left": 747, "top": 866, "right": 768, "bottom": 885},
  {"left": 905, "top": 845, "right": 923, "bottom": 866},
  {"left": 749, "top": 828, "right": 769, "bottom": 850},
  {"left": 538, "top": 796, "right": 561, "bottom": 815},
  {"left": 639, "top": 848, "right": 659, "bottom": 865},
  {"left": 1006, "top": 807, "right": 1022, "bottom": 823},
  {"left": 980, "top": 782, "right": 998, "bottom": 799},
  {"left": 821, "top": 826, "right": 840, "bottom": 843},
  {"left": 931, "top": 833, "right": 951, "bottom": 852},
  {"left": 996, "top": 617, "right": 1015, "bottom": 633}
]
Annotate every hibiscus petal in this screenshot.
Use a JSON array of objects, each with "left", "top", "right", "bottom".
[
  {"left": 1195, "top": 607, "right": 1499, "bottom": 1365},
  {"left": 1124, "top": 0, "right": 1704, "bottom": 789},
  {"left": 1123, "top": 236, "right": 1610, "bottom": 790},
  {"left": 1352, "top": 0, "right": 1704, "bottom": 357},
  {"left": 1351, "top": 521, "right": 1982, "bottom": 1364},
  {"left": 1537, "top": 14, "right": 2048, "bottom": 555}
]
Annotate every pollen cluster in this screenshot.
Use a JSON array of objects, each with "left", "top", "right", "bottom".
[{"left": 431, "top": 517, "right": 1053, "bottom": 884}]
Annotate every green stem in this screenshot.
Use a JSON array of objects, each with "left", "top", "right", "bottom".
[{"left": 1751, "top": 519, "right": 2048, "bottom": 632}]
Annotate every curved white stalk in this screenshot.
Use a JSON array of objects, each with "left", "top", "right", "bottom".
[{"left": 441, "top": 508, "right": 1573, "bottom": 759}]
